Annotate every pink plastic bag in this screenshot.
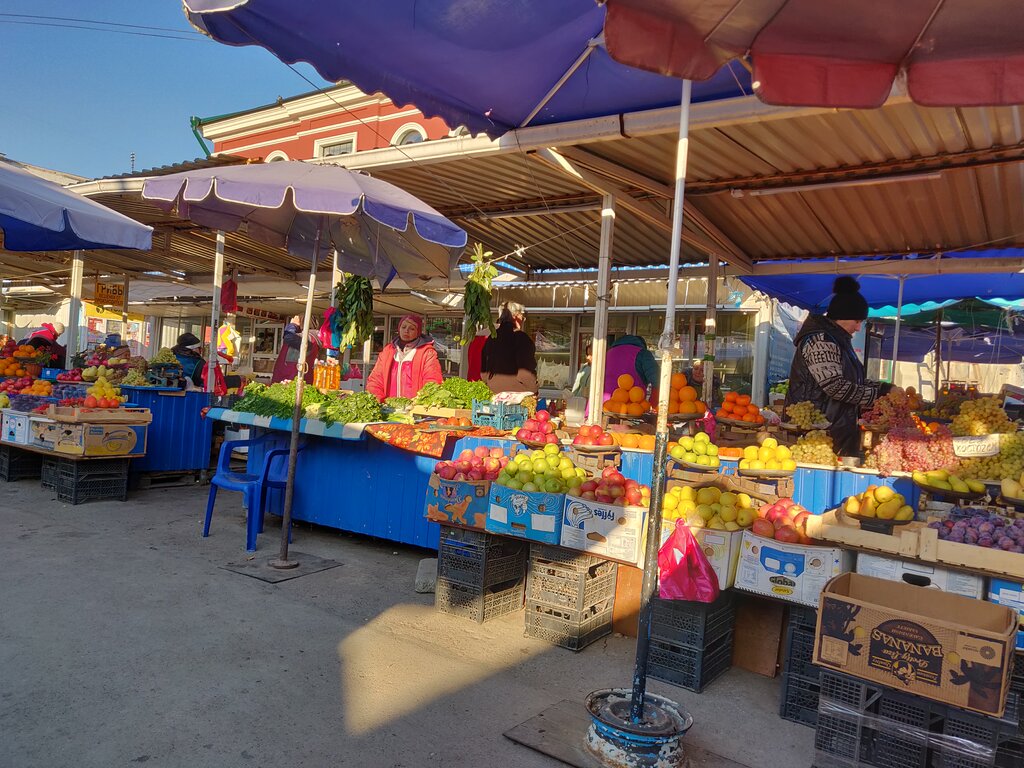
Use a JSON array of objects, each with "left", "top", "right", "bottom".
[{"left": 658, "top": 520, "right": 721, "bottom": 602}]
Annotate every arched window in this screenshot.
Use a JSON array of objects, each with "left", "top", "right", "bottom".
[
  {"left": 265, "top": 150, "right": 289, "bottom": 162},
  {"left": 392, "top": 124, "right": 427, "bottom": 146}
]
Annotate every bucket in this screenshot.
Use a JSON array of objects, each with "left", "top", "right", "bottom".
[{"left": 585, "top": 688, "right": 692, "bottom": 767}]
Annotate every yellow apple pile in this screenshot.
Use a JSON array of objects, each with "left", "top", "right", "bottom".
[
  {"left": 662, "top": 484, "right": 757, "bottom": 532},
  {"left": 841, "top": 485, "right": 914, "bottom": 522},
  {"left": 738, "top": 437, "right": 797, "bottom": 472}
]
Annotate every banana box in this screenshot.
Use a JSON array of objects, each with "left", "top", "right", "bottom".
[
  {"left": 47, "top": 421, "right": 148, "bottom": 457},
  {"left": 424, "top": 474, "right": 489, "bottom": 531}
]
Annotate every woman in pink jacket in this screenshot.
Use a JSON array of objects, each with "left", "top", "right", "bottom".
[{"left": 366, "top": 314, "right": 443, "bottom": 401}]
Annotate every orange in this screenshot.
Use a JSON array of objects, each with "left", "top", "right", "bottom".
[
  {"left": 620, "top": 434, "right": 639, "bottom": 448},
  {"left": 625, "top": 402, "right": 645, "bottom": 417},
  {"left": 671, "top": 372, "right": 687, "bottom": 390},
  {"left": 716, "top": 408, "right": 728, "bottom": 419},
  {"left": 639, "top": 435, "right": 656, "bottom": 451},
  {"left": 611, "top": 388, "right": 629, "bottom": 403},
  {"left": 694, "top": 401, "right": 706, "bottom": 414},
  {"left": 679, "top": 385, "right": 697, "bottom": 402},
  {"left": 603, "top": 399, "right": 619, "bottom": 413},
  {"left": 736, "top": 394, "right": 751, "bottom": 407},
  {"left": 640, "top": 400, "right": 651, "bottom": 412},
  {"left": 617, "top": 374, "right": 635, "bottom": 390},
  {"left": 725, "top": 391, "right": 738, "bottom": 403},
  {"left": 628, "top": 386, "right": 645, "bottom": 403},
  {"left": 680, "top": 401, "right": 697, "bottom": 414}
]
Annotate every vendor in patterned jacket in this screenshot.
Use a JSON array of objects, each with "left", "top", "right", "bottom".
[{"left": 785, "top": 276, "right": 896, "bottom": 457}]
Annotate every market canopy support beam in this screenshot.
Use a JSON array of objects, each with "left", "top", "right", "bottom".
[
  {"left": 587, "top": 195, "right": 616, "bottom": 424},
  {"left": 66, "top": 251, "right": 84, "bottom": 362},
  {"left": 750, "top": 256, "right": 1024, "bottom": 277}
]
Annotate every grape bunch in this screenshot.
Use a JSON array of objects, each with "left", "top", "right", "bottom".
[
  {"left": 950, "top": 396, "right": 1015, "bottom": 436},
  {"left": 785, "top": 400, "right": 827, "bottom": 429},
  {"left": 860, "top": 389, "right": 915, "bottom": 430},
  {"left": 866, "top": 425, "right": 957, "bottom": 475},
  {"left": 790, "top": 430, "right": 838, "bottom": 466},
  {"left": 956, "top": 432, "right": 1024, "bottom": 481}
]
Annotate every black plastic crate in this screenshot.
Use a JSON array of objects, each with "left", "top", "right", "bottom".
[
  {"left": 524, "top": 599, "right": 613, "bottom": 651},
  {"left": 784, "top": 623, "right": 820, "bottom": 681},
  {"left": 780, "top": 670, "right": 821, "bottom": 727},
  {"left": 788, "top": 603, "right": 819, "bottom": 632},
  {"left": 0, "top": 445, "right": 42, "bottom": 482},
  {"left": 56, "top": 457, "right": 130, "bottom": 483},
  {"left": 1012, "top": 653, "right": 1024, "bottom": 695},
  {"left": 434, "top": 576, "right": 524, "bottom": 624},
  {"left": 937, "top": 701, "right": 1022, "bottom": 768},
  {"left": 527, "top": 563, "right": 617, "bottom": 613},
  {"left": 438, "top": 526, "right": 526, "bottom": 589},
  {"left": 650, "top": 592, "right": 735, "bottom": 649},
  {"left": 40, "top": 457, "right": 58, "bottom": 490},
  {"left": 647, "top": 630, "right": 733, "bottom": 693},
  {"left": 528, "top": 542, "right": 608, "bottom": 573},
  {"left": 53, "top": 473, "right": 129, "bottom": 505},
  {"left": 995, "top": 737, "right": 1023, "bottom": 768}
]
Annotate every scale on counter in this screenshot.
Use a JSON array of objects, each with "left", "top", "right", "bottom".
[{"left": 147, "top": 362, "right": 185, "bottom": 389}]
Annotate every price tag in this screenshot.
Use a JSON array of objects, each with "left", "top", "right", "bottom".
[{"left": 952, "top": 434, "right": 1000, "bottom": 458}]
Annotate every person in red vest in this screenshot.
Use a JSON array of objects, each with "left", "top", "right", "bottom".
[
  {"left": 366, "top": 314, "right": 443, "bottom": 401},
  {"left": 21, "top": 321, "right": 67, "bottom": 368}
]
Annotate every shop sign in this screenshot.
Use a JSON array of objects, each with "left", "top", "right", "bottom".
[
  {"left": 952, "top": 434, "right": 1001, "bottom": 458},
  {"left": 235, "top": 306, "right": 282, "bottom": 321},
  {"left": 94, "top": 278, "right": 127, "bottom": 309}
]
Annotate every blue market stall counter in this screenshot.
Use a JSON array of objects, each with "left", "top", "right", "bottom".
[{"left": 119, "top": 387, "right": 213, "bottom": 474}]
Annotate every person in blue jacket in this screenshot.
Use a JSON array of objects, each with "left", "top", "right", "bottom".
[{"left": 171, "top": 332, "right": 206, "bottom": 387}]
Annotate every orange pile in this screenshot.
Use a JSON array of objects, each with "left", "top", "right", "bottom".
[
  {"left": 610, "top": 432, "right": 657, "bottom": 451},
  {"left": 717, "top": 446, "right": 744, "bottom": 459},
  {"left": 0, "top": 359, "right": 28, "bottom": 377},
  {"left": 603, "top": 374, "right": 652, "bottom": 417},
  {"left": 19, "top": 379, "right": 52, "bottom": 396},
  {"left": 716, "top": 391, "right": 764, "bottom": 424},
  {"left": 10, "top": 344, "right": 39, "bottom": 361}
]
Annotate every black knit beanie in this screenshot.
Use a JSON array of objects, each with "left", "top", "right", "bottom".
[{"left": 826, "top": 276, "right": 868, "bottom": 321}]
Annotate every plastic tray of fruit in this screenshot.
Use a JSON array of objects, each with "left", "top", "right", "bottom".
[
  {"left": 910, "top": 470, "right": 987, "bottom": 500},
  {"left": 736, "top": 467, "right": 795, "bottom": 479},
  {"left": 7, "top": 394, "right": 57, "bottom": 412}
]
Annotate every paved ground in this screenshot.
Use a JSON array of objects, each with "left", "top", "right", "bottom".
[{"left": 0, "top": 480, "right": 814, "bottom": 768}]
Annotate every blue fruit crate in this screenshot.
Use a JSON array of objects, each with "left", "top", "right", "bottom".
[
  {"left": 41, "top": 368, "right": 62, "bottom": 381},
  {"left": 472, "top": 399, "right": 528, "bottom": 431}
]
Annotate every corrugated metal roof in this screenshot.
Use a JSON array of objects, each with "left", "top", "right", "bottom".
[{"left": 97, "top": 154, "right": 249, "bottom": 181}]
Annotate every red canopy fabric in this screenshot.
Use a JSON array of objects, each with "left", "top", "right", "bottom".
[{"left": 604, "top": 0, "right": 1024, "bottom": 108}]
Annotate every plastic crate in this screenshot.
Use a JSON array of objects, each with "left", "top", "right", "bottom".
[
  {"left": 434, "top": 576, "right": 524, "bottom": 624},
  {"left": 1012, "top": 653, "right": 1024, "bottom": 695},
  {"left": 647, "top": 630, "right": 733, "bottom": 693},
  {"left": 40, "top": 457, "right": 58, "bottom": 490},
  {"left": 56, "top": 457, "right": 130, "bottom": 483},
  {"left": 780, "top": 670, "right": 821, "bottom": 727},
  {"left": 788, "top": 603, "right": 819, "bottom": 632},
  {"left": 0, "top": 444, "right": 42, "bottom": 482},
  {"left": 524, "top": 599, "right": 613, "bottom": 651},
  {"left": 529, "top": 543, "right": 608, "bottom": 573},
  {"left": 526, "top": 565, "right": 617, "bottom": 613},
  {"left": 438, "top": 526, "right": 527, "bottom": 589},
  {"left": 995, "top": 737, "right": 1023, "bottom": 768},
  {"left": 784, "top": 623, "right": 820, "bottom": 681},
  {"left": 53, "top": 472, "right": 129, "bottom": 505},
  {"left": 471, "top": 400, "right": 527, "bottom": 431},
  {"left": 649, "top": 592, "right": 735, "bottom": 649}
]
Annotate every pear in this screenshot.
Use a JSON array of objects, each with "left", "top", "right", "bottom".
[
  {"left": 876, "top": 498, "right": 901, "bottom": 520},
  {"left": 860, "top": 497, "right": 878, "bottom": 518},
  {"left": 719, "top": 505, "right": 738, "bottom": 523},
  {"left": 737, "top": 508, "right": 756, "bottom": 528},
  {"left": 873, "top": 486, "right": 896, "bottom": 504},
  {"left": 708, "top": 517, "right": 726, "bottom": 531},
  {"left": 895, "top": 505, "right": 915, "bottom": 522},
  {"left": 1002, "top": 478, "right": 1022, "bottom": 500},
  {"left": 843, "top": 496, "right": 862, "bottom": 515},
  {"left": 736, "top": 493, "right": 753, "bottom": 509},
  {"left": 966, "top": 480, "right": 986, "bottom": 494},
  {"left": 686, "top": 513, "right": 706, "bottom": 529},
  {"left": 724, "top": 521, "right": 740, "bottom": 532}
]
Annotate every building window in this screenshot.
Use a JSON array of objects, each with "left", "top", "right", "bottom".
[
  {"left": 392, "top": 124, "right": 427, "bottom": 146},
  {"left": 319, "top": 139, "right": 355, "bottom": 157},
  {"left": 265, "top": 150, "right": 289, "bottom": 162}
]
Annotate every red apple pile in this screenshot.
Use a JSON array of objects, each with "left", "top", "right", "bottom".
[
  {"left": 572, "top": 424, "right": 615, "bottom": 448},
  {"left": 515, "top": 410, "right": 559, "bottom": 445},
  {"left": 573, "top": 466, "right": 651, "bottom": 508},
  {"left": 751, "top": 498, "right": 813, "bottom": 544},
  {"left": 0, "top": 376, "right": 33, "bottom": 394},
  {"left": 434, "top": 446, "right": 511, "bottom": 483},
  {"left": 0, "top": 340, "right": 16, "bottom": 359},
  {"left": 57, "top": 369, "right": 84, "bottom": 382}
]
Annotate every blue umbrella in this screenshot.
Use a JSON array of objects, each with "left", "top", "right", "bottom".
[
  {"left": 0, "top": 160, "right": 152, "bottom": 251},
  {"left": 144, "top": 161, "right": 466, "bottom": 566}
]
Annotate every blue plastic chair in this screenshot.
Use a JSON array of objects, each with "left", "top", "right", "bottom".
[{"left": 204, "top": 438, "right": 302, "bottom": 553}]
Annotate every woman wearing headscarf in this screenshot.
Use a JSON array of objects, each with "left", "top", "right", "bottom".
[
  {"left": 366, "top": 314, "right": 443, "bottom": 401},
  {"left": 786, "top": 276, "right": 895, "bottom": 456},
  {"left": 171, "top": 332, "right": 206, "bottom": 388},
  {"left": 480, "top": 302, "right": 538, "bottom": 394},
  {"left": 21, "top": 321, "right": 67, "bottom": 368}
]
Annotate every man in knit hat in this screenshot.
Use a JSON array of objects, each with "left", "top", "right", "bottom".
[
  {"left": 21, "top": 321, "right": 67, "bottom": 368},
  {"left": 785, "top": 277, "right": 894, "bottom": 456}
]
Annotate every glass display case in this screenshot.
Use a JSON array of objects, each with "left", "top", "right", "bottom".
[
  {"left": 529, "top": 315, "right": 574, "bottom": 391},
  {"left": 251, "top": 322, "right": 283, "bottom": 380}
]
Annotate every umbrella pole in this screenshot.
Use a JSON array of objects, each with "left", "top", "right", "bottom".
[
  {"left": 629, "top": 79, "right": 692, "bottom": 723},
  {"left": 208, "top": 231, "right": 225, "bottom": 395},
  {"left": 891, "top": 275, "right": 905, "bottom": 376},
  {"left": 270, "top": 218, "right": 324, "bottom": 569},
  {"left": 935, "top": 310, "right": 944, "bottom": 395}
]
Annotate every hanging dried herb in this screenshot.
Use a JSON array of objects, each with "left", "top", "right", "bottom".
[
  {"left": 462, "top": 242, "right": 498, "bottom": 344},
  {"left": 335, "top": 275, "right": 374, "bottom": 348}
]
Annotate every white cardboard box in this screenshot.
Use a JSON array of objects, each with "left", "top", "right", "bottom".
[
  {"left": 660, "top": 520, "right": 743, "bottom": 590},
  {"left": 560, "top": 496, "right": 646, "bottom": 566},
  {"left": 2, "top": 410, "right": 30, "bottom": 445},
  {"left": 735, "top": 529, "right": 852, "bottom": 607},
  {"left": 988, "top": 578, "right": 1024, "bottom": 651},
  {"left": 856, "top": 552, "right": 984, "bottom": 599}
]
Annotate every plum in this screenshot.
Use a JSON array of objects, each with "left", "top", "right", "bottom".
[
  {"left": 978, "top": 522, "right": 995, "bottom": 535},
  {"left": 999, "top": 537, "right": 1015, "bottom": 550},
  {"left": 964, "top": 530, "right": 979, "bottom": 545},
  {"left": 978, "top": 535, "right": 994, "bottom": 548}
]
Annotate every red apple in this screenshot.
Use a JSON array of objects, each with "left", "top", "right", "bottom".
[
  {"left": 775, "top": 526, "right": 801, "bottom": 544},
  {"left": 792, "top": 511, "right": 810, "bottom": 532},
  {"left": 581, "top": 491, "right": 597, "bottom": 501},
  {"left": 453, "top": 473, "right": 468, "bottom": 482},
  {"left": 535, "top": 410, "right": 551, "bottom": 422},
  {"left": 777, "top": 498, "right": 795, "bottom": 511},
  {"left": 595, "top": 491, "right": 613, "bottom": 504},
  {"left": 625, "top": 487, "right": 643, "bottom": 506},
  {"left": 752, "top": 519, "right": 776, "bottom": 538},
  {"left": 489, "top": 448, "right": 504, "bottom": 459},
  {"left": 580, "top": 480, "right": 598, "bottom": 493},
  {"left": 468, "top": 469, "right": 485, "bottom": 481},
  {"left": 454, "top": 460, "right": 472, "bottom": 473},
  {"left": 523, "top": 419, "right": 539, "bottom": 432},
  {"left": 474, "top": 446, "right": 490, "bottom": 459},
  {"left": 458, "top": 449, "right": 475, "bottom": 462}
]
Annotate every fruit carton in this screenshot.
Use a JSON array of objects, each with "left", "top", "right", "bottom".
[
  {"left": 855, "top": 552, "right": 984, "bottom": 600},
  {"left": 814, "top": 572, "right": 1017, "bottom": 718},
  {"left": 2, "top": 409, "right": 31, "bottom": 445},
  {"left": 424, "top": 473, "right": 489, "bottom": 531},
  {"left": 986, "top": 578, "right": 1024, "bottom": 651},
  {"left": 735, "top": 529, "right": 852, "bottom": 607},
  {"left": 28, "top": 417, "right": 57, "bottom": 451},
  {"left": 560, "top": 495, "right": 646, "bottom": 566},
  {"left": 486, "top": 484, "right": 564, "bottom": 545},
  {"left": 45, "top": 421, "right": 148, "bottom": 457}
]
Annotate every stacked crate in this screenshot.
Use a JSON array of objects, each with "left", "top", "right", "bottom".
[
  {"left": 815, "top": 669, "right": 1021, "bottom": 768},
  {"left": 647, "top": 591, "right": 734, "bottom": 693},
  {"left": 779, "top": 604, "right": 822, "bottom": 727},
  {"left": 0, "top": 444, "right": 42, "bottom": 482},
  {"left": 995, "top": 654, "right": 1024, "bottom": 768},
  {"left": 53, "top": 457, "right": 131, "bottom": 505},
  {"left": 434, "top": 526, "right": 527, "bottom": 623},
  {"left": 524, "top": 544, "right": 617, "bottom": 651}
]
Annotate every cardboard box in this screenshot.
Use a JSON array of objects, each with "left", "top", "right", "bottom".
[
  {"left": 486, "top": 484, "right": 563, "bottom": 545},
  {"left": 50, "top": 422, "right": 147, "bottom": 457},
  {"left": 735, "top": 529, "right": 852, "bottom": 607},
  {"left": 815, "top": 572, "right": 1017, "bottom": 717},
  {"left": 2, "top": 410, "right": 31, "bottom": 445},
  {"left": 28, "top": 417, "right": 57, "bottom": 451},
  {"left": 560, "top": 495, "right": 646, "bottom": 566},
  {"left": 987, "top": 578, "right": 1024, "bottom": 652},
  {"left": 424, "top": 473, "right": 489, "bottom": 530},
  {"left": 856, "top": 552, "right": 985, "bottom": 600},
  {"left": 659, "top": 520, "right": 743, "bottom": 590}
]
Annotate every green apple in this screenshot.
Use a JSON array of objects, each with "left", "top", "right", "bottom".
[{"left": 543, "top": 443, "right": 560, "bottom": 456}]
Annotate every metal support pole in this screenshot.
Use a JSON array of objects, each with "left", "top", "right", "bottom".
[
  {"left": 587, "top": 195, "right": 615, "bottom": 423},
  {"left": 121, "top": 273, "right": 130, "bottom": 329},
  {"left": 208, "top": 231, "right": 225, "bottom": 394},
  {"left": 703, "top": 258, "right": 718, "bottom": 405},
  {"left": 630, "top": 79, "right": 692, "bottom": 723},
  {"left": 891, "top": 275, "right": 905, "bottom": 376},
  {"left": 934, "top": 310, "right": 943, "bottom": 396},
  {"left": 271, "top": 218, "right": 324, "bottom": 569},
  {"left": 66, "top": 251, "right": 84, "bottom": 366}
]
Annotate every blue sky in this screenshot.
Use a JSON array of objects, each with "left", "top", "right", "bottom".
[{"left": 0, "top": 2, "right": 329, "bottom": 179}]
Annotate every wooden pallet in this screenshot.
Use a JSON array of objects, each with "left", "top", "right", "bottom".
[{"left": 130, "top": 469, "right": 207, "bottom": 490}]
